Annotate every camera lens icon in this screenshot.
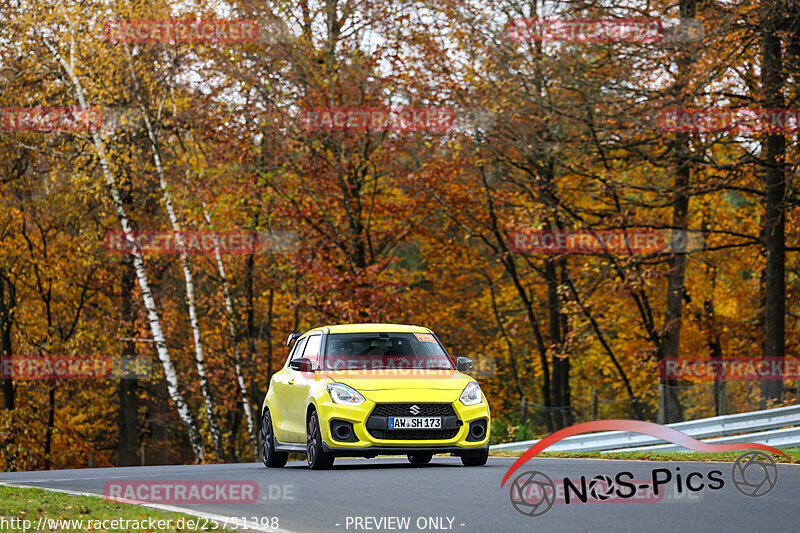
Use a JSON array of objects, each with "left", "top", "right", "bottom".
[
  {"left": 508, "top": 470, "right": 556, "bottom": 517},
  {"left": 588, "top": 474, "right": 615, "bottom": 501},
  {"left": 732, "top": 451, "right": 779, "bottom": 497}
]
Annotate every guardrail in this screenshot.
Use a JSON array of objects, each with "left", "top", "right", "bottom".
[{"left": 490, "top": 404, "right": 800, "bottom": 453}]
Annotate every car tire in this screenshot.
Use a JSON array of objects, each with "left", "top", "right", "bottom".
[
  {"left": 407, "top": 453, "right": 433, "bottom": 465},
  {"left": 306, "top": 410, "right": 335, "bottom": 470},
  {"left": 261, "top": 411, "right": 288, "bottom": 468},
  {"left": 461, "top": 448, "right": 489, "bottom": 466}
]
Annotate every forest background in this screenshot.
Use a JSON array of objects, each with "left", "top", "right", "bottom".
[{"left": 0, "top": 0, "right": 798, "bottom": 469}]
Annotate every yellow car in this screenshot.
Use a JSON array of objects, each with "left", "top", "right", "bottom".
[{"left": 260, "top": 324, "right": 490, "bottom": 469}]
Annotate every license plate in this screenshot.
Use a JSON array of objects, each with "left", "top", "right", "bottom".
[{"left": 388, "top": 417, "right": 442, "bottom": 429}]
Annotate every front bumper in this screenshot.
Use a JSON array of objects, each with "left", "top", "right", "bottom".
[
  {"left": 316, "top": 391, "right": 490, "bottom": 455},
  {"left": 321, "top": 443, "right": 489, "bottom": 457}
]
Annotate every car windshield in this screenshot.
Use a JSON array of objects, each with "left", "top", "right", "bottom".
[{"left": 323, "top": 332, "right": 455, "bottom": 371}]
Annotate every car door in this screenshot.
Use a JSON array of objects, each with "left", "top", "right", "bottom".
[
  {"left": 270, "top": 336, "right": 307, "bottom": 442},
  {"left": 285, "top": 333, "right": 322, "bottom": 442}
]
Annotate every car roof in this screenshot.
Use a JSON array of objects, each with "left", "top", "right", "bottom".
[{"left": 299, "top": 323, "right": 432, "bottom": 337}]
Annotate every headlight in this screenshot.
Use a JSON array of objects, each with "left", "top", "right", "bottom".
[
  {"left": 460, "top": 382, "right": 482, "bottom": 406},
  {"left": 327, "top": 383, "right": 366, "bottom": 406}
]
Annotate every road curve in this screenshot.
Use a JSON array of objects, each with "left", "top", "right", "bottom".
[{"left": 1, "top": 457, "right": 797, "bottom": 532}]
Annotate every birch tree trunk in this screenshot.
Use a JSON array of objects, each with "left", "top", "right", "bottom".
[
  {"left": 123, "top": 49, "right": 225, "bottom": 459},
  {"left": 193, "top": 179, "right": 258, "bottom": 458},
  {"left": 41, "top": 37, "right": 206, "bottom": 462}
]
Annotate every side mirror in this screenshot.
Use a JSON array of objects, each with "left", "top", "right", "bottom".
[
  {"left": 285, "top": 333, "right": 301, "bottom": 346},
  {"left": 456, "top": 357, "right": 473, "bottom": 373},
  {"left": 289, "top": 358, "right": 313, "bottom": 372}
]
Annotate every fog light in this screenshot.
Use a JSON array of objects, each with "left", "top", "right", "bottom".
[
  {"left": 330, "top": 420, "right": 358, "bottom": 442},
  {"left": 467, "top": 419, "right": 488, "bottom": 442}
]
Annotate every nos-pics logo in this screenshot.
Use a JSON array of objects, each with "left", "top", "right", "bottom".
[{"left": 501, "top": 420, "right": 784, "bottom": 517}]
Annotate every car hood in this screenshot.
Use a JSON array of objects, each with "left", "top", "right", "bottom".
[{"left": 322, "top": 369, "right": 472, "bottom": 391}]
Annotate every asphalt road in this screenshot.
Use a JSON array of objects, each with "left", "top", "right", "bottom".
[{"left": 1, "top": 456, "right": 798, "bottom": 533}]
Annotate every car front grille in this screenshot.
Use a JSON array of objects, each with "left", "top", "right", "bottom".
[
  {"left": 370, "top": 403, "right": 457, "bottom": 418},
  {"left": 367, "top": 403, "right": 460, "bottom": 440},
  {"left": 367, "top": 428, "right": 461, "bottom": 440}
]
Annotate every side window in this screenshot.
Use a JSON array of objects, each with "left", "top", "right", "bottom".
[
  {"left": 288, "top": 337, "right": 308, "bottom": 364},
  {"left": 303, "top": 335, "right": 322, "bottom": 369}
]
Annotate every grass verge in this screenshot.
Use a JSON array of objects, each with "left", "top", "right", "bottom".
[
  {"left": 490, "top": 447, "right": 800, "bottom": 463},
  {"left": 0, "top": 485, "right": 240, "bottom": 532}
]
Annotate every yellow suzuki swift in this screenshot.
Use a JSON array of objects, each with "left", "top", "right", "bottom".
[{"left": 260, "top": 324, "right": 490, "bottom": 469}]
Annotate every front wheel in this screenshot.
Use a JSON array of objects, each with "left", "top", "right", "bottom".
[
  {"left": 461, "top": 448, "right": 489, "bottom": 467},
  {"left": 261, "top": 411, "right": 288, "bottom": 468},
  {"left": 306, "top": 410, "right": 335, "bottom": 470}
]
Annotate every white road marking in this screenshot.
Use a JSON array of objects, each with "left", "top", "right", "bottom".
[{"left": 0, "top": 467, "right": 266, "bottom": 483}]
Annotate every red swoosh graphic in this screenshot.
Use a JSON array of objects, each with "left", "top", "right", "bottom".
[{"left": 500, "top": 419, "right": 787, "bottom": 486}]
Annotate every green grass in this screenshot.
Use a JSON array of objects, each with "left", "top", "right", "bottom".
[
  {"left": 0, "top": 485, "right": 239, "bottom": 532},
  {"left": 490, "top": 447, "right": 800, "bottom": 464}
]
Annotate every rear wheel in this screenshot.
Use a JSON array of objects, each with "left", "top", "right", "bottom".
[
  {"left": 306, "top": 410, "right": 335, "bottom": 470},
  {"left": 260, "top": 411, "right": 288, "bottom": 468},
  {"left": 407, "top": 453, "right": 433, "bottom": 465},
  {"left": 461, "top": 448, "right": 488, "bottom": 466}
]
